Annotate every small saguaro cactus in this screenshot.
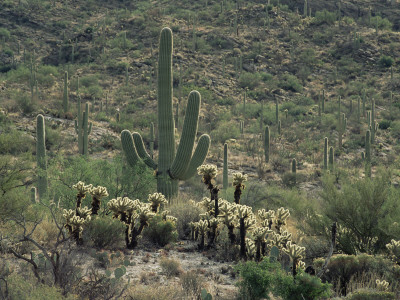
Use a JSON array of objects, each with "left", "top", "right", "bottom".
[
  {"left": 357, "top": 96, "right": 361, "bottom": 123},
  {"left": 36, "top": 114, "right": 48, "bottom": 199},
  {"left": 365, "top": 130, "right": 371, "bottom": 178},
  {"left": 31, "top": 187, "right": 37, "bottom": 204},
  {"left": 240, "top": 120, "right": 244, "bottom": 134},
  {"left": 322, "top": 89, "right": 325, "bottom": 113},
  {"left": 323, "top": 137, "right": 328, "bottom": 170},
  {"left": 329, "top": 147, "right": 334, "bottom": 171},
  {"left": 278, "top": 120, "right": 281, "bottom": 136},
  {"left": 121, "top": 28, "right": 210, "bottom": 199},
  {"left": 63, "top": 71, "right": 69, "bottom": 113},
  {"left": 223, "top": 143, "right": 228, "bottom": 190},
  {"left": 150, "top": 122, "right": 155, "bottom": 159},
  {"left": 338, "top": 112, "right": 347, "bottom": 149},
  {"left": 275, "top": 98, "right": 279, "bottom": 124},
  {"left": 264, "top": 126, "right": 270, "bottom": 163},
  {"left": 371, "top": 99, "right": 376, "bottom": 144},
  {"left": 74, "top": 99, "right": 92, "bottom": 155},
  {"left": 291, "top": 158, "right": 296, "bottom": 174},
  {"left": 243, "top": 89, "right": 246, "bottom": 114},
  {"left": 362, "top": 89, "right": 366, "bottom": 117}
]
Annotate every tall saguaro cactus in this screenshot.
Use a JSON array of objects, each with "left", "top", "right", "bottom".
[
  {"left": 323, "top": 137, "right": 328, "bottom": 170},
  {"left": 338, "top": 112, "right": 347, "bottom": 149},
  {"left": 223, "top": 143, "right": 228, "bottom": 189},
  {"left": 365, "top": 130, "right": 371, "bottom": 178},
  {"left": 121, "top": 28, "right": 210, "bottom": 199},
  {"left": 36, "top": 114, "right": 48, "bottom": 198},
  {"left": 150, "top": 122, "right": 155, "bottom": 159},
  {"left": 74, "top": 98, "right": 92, "bottom": 155},
  {"left": 371, "top": 99, "right": 376, "bottom": 144}
]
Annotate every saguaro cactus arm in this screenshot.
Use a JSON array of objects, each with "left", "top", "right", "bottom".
[
  {"left": 181, "top": 134, "right": 211, "bottom": 180},
  {"left": 121, "top": 130, "right": 143, "bottom": 168},
  {"left": 132, "top": 132, "right": 157, "bottom": 169}
]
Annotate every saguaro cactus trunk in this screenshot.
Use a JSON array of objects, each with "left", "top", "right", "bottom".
[
  {"left": 121, "top": 28, "right": 210, "bottom": 199},
  {"left": 36, "top": 114, "right": 48, "bottom": 198}
]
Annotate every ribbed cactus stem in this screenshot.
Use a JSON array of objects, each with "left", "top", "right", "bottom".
[
  {"left": 121, "top": 28, "right": 210, "bottom": 198},
  {"left": 365, "top": 130, "right": 371, "bottom": 178},
  {"left": 357, "top": 96, "right": 360, "bottom": 123},
  {"left": 243, "top": 90, "right": 246, "bottom": 114},
  {"left": 292, "top": 158, "right": 296, "bottom": 174},
  {"left": 63, "top": 71, "right": 69, "bottom": 113},
  {"left": 74, "top": 100, "right": 92, "bottom": 155},
  {"left": 83, "top": 103, "right": 91, "bottom": 155},
  {"left": 150, "top": 122, "right": 154, "bottom": 159},
  {"left": 322, "top": 89, "right": 325, "bottom": 113},
  {"left": 371, "top": 99, "right": 375, "bottom": 144},
  {"left": 223, "top": 143, "right": 229, "bottom": 189},
  {"left": 265, "top": 126, "right": 270, "bottom": 163},
  {"left": 275, "top": 98, "right": 279, "bottom": 124},
  {"left": 362, "top": 89, "right": 366, "bottom": 117},
  {"left": 323, "top": 137, "right": 328, "bottom": 170},
  {"left": 36, "top": 114, "right": 48, "bottom": 199},
  {"left": 278, "top": 120, "right": 281, "bottom": 136},
  {"left": 338, "top": 112, "right": 346, "bottom": 149},
  {"left": 329, "top": 147, "right": 334, "bottom": 171},
  {"left": 31, "top": 187, "right": 37, "bottom": 204},
  {"left": 125, "top": 65, "right": 129, "bottom": 86}
]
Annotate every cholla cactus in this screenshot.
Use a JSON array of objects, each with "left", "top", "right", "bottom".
[
  {"left": 237, "top": 205, "right": 255, "bottom": 259},
  {"left": 275, "top": 207, "right": 290, "bottom": 233},
  {"left": 283, "top": 241, "right": 306, "bottom": 276},
  {"left": 252, "top": 226, "right": 270, "bottom": 261},
  {"left": 89, "top": 185, "right": 109, "bottom": 215},
  {"left": 258, "top": 209, "right": 275, "bottom": 229},
  {"left": 297, "top": 260, "right": 306, "bottom": 271},
  {"left": 218, "top": 201, "right": 238, "bottom": 244},
  {"left": 165, "top": 215, "right": 177, "bottom": 223},
  {"left": 76, "top": 206, "right": 92, "bottom": 219},
  {"left": 189, "top": 222, "right": 197, "bottom": 240},
  {"left": 268, "top": 232, "right": 286, "bottom": 249},
  {"left": 376, "top": 279, "right": 389, "bottom": 291},
  {"left": 208, "top": 217, "right": 220, "bottom": 246},
  {"left": 63, "top": 207, "right": 91, "bottom": 245},
  {"left": 386, "top": 239, "right": 400, "bottom": 264},
  {"left": 196, "top": 197, "right": 215, "bottom": 215},
  {"left": 246, "top": 238, "right": 256, "bottom": 259},
  {"left": 196, "top": 219, "right": 209, "bottom": 250},
  {"left": 108, "top": 197, "right": 135, "bottom": 221},
  {"left": 148, "top": 192, "right": 168, "bottom": 213},
  {"left": 233, "top": 172, "right": 247, "bottom": 204},
  {"left": 280, "top": 230, "right": 292, "bottom": 246},
  {"left": 73, "top": 181, "right": 93, "bottom": 208},
  {"left": 198, "top": 164, "right": 220, "bottom": 217}
]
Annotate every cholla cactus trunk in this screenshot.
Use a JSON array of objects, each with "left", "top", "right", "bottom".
[
  {"left": 323, "top": 137, "right": 328, "bottom": 170},
  {"left": 63, "top": 71, "right": 69, "bottom": 113},
  {"left": 234, "top": 185, "right": 242, "bottom": 204},
  {"left": 228, "top": 225, "right": 236, "bottom": 245},
  {"left": 264, "top": 126, "right": 270, "bottom": 163},
  {"left": 240, "top": 218, "right": 246, "bottom": 259},
  {"left": 223, "top": 143, "right": 228, "bottom": 189},
  {"left": 36, "top": 114, "right": 48, "bottom": 199},
  {"left": 128, "top": 222, "right": 147, "bottom": 249}
]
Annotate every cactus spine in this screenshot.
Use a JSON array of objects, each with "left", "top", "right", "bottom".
[
  {"left": 74, "top": 99, "right": 92, "bottom": 155},
  {"left": 63, "top": 71, "right": 69, "bottom": 113},
  {"left": 223, "top": 143, "right": 228, "bottom": 189},
  {"left": 121, "top": 28, "right": 210, "bottom": 199},
  {"left": 365, "top": 130, "right": 371, "bottom": 178},
  {"left": 36, "top": 114, "right": 48, "bottom": 198},
  {"left": 265, "top": 126, "right": 270, "bottom": 163},
  {"left": 323, "top": 137, "right": 328, "bottom": 170}
]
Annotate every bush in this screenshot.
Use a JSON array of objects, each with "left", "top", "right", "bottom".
[
  {"left": 312, "top": 10, "right": 336, "bottom": 25},
  {"left": 346, "top": 289, "right": 395, "bottom": 300},
  {"left": 278, "top": 74, "right": 303, "bottom": 92},
  {"left": 0, "top": 28, "right": 10, "bottom": 41},
  {"left": 142, "top": 215, "right": 178, "bottom": 247},
  {"left": 84, "top": 216, "right": 126, "bottom": 249},
  {"left": 378, "top": 119, "right": 391, "bottom": 130},
  {"left": 160, "top": 258, "right": 182, "bottom": 277},
  {"left": 238, "top": 72, "right": 261, "bottom": 90},
  {"left": 235, "top": 258, "right": 331, "bottom": 300},
  {"left": 378, "top": 55, "right": 394, "bottom": 68},
  {"left": 169, "top": 203, "right": 200, "bottom": 239}
]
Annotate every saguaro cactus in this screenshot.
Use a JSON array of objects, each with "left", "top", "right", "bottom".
[
  {"left": 365, "top": 130, "right": 371, "bottom": 178},
  {"left": 223, "top": 143, "right": 228, "bottom": 190},
  {"left": 329, "top": 147, "right": 334, "bottom": 171},
  {"left": 63, "top": 71, "right": 69, "bottom": 113},
  {"left": 371, "top": 99, "right": 376, "bottom": 144},
  {"left": 292, "top": 158, "right": 297, "bottom": 174},
  {"left": 36, "top": 114, "right": 48, "bottom": 198},
  {"left": 323, "top": 137, "right": 328, "bottom": 170},
  {"left": 150, "top": 122, "right": 155, "bottom": 159},
  {"left": 74, "top": 98, "right": 92, "bottom": 155},
  {"left": 121, "top": 28, "right": 210, "bottom": 199},
  {"left": 338, "top": 112, "right": 347, "bottom": 149},
  {"left": 265, "top": 126, "right": 270, "bottom": 163}
]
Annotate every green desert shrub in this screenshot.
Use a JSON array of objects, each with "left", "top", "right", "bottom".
[
  {"left": 169, "top": 203, "right": 201, "bottom": 239},
  {"left": 278, "top": 74, "right": 303, "bottom": 92},
  {"left": 346, "top": 289, "right": 395, "bottom": 300},
  {"left": 238, "top": 72, "right": 261, "bottom": 90},
  {"left": 160, "top": 257, "right": 182, "bottom": 277},
  {"left": 378, "top": 55, "right": 394, "bottom": 68},
  {"left": 312, "top": 10, "right": 336, "bottom": 25},
  {"left": 142, "top": 215, "right": 178, "bottom": 247},
  {"left": 84, "top": 216, "right": 126, "bottom": 249}
]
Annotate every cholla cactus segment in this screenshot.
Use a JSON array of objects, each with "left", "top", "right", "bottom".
[
  {"left": 77, "top": 206, "right": 92, "bottom": 219},
  {"left": 376, "top": 279, "right": 389, "bottom": 291},
  {"left": 218, "top": 201, "right": 237, "bottom": 226},
  {"left": 208, "top": 217, "right": 220, "bottom": 228},
  {"left": 237, "top": 205, "right": 253, "bottom": 219},
  {"left": 386, "top": 239, "right": 400, "bottom": 263},
  {"left": 73, "top": 181, "right": 93, "bottom": 195},
  {"left": 90, "top": 186, "right": 109, "bottom": 199},
  {"left": 280, "top": 230, "right": 292, "bottom": 244},
  {"left": 232, "top": 172, "right": 248, "bottom": 186},
  {"left": 283, "top": 241, "right": 305, "bottom": 261},
  {"left": 276, "top": 207, "right": 290, "bottom": 226},
  {"left": 252, "top": 227, "right": 270, "bottom": 242},
  {"left": 244, "top": 216, "right": 257, "bottom": 230},
  {"left": 197, "top": 164, "right": 218, "bottom": 179},
  {"left": 63, "top": 209, "right": 76, "bottom": 223},
  {"left": 196, "top": 197, "right": 214, "bottom": 214},
  {"left": 165, "top": 215, "right": 177, "bottom": 223},
  {"left": 136, "top": 205, "right": 155, "bottom": 224},
  {"left": 69, "top": 215, "right": 88, "bottom": 227},
  {"left": 258, "top": 209, "right": 275, "bottom": 221},
  {"left": 268, "top": 232, "right": 285, "bottom": 248},
  {"left": 297, "top": 260, "right": 306, "bottom": 271},
  {"left": 148, "top": 192, "right": 168, "bottom": 206},
  {"left": 196, "top": 220, "right": 209, "bottom": 233},
  {"left": 107, "top": 197, "right": 135, "bottom": 214}
]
